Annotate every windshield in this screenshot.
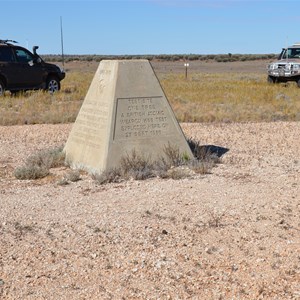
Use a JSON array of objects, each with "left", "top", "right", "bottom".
[{"left": 280, "top": 48, "right": 300, "bottom": 59}]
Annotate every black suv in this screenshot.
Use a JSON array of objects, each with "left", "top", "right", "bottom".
[{"left": 0, "top": 39, "right": 65, "bottom": 96}]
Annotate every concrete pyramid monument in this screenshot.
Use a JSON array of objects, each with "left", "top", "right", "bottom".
[{"left": 64, "top": 60, "right": 193, "bottom": 174}]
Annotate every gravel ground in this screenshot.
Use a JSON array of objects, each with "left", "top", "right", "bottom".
[{"left": 0, "top": 122, "right": 299, "bottom": 299}]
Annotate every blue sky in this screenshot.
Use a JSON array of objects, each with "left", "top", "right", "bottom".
[{"left": 1, "top": 0, "right": 299, "bottom": 55}]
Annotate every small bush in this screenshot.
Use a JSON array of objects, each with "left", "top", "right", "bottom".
[
  {"left": 57, "top": 177, "right": 69, "bottom": 186},
  {"left": 163, "top": 142, "right": 184, "bottom": 167},
  {"left": 57, "top": 170, "right": 81, "bottom": 186},
  {"left": 25, "top": 151, "right": 52, "bottom": 169},
  {"left": 14, "top": 165, "right": 49, "bottom": 180},
  {"left": 45, "top": 145, "right": 66, "bottom": 168},
  {"left": 165, "top": 166, "right": 192, "bottom": 180},
  {"left": 66, "top": 170, "right": 81, "bottom": 182},
  {"left": 120, "top": 150, "right": 154, "bottom": 180},
  {"left": 127, "top": 167, "right": 153, "bottom": 180},
  {"left": 93, "top": 168, "right": 122, "bottom": 185},
  {"left": 188, "top": 159, "right": 213, "bottom": 174},
  {"left": 14, "top": 145, "right": 65, "bottom": 180}
]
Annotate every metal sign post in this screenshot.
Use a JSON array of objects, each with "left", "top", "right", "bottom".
[{"left": 184, "top": 63, "right": 189, "bottom": 79}]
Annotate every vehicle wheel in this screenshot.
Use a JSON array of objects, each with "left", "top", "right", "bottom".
[
  {"left": 0, "top": 80, "right": 5, "bottom": 96},
  {"left": 267, "top": 75, "right": 276, "bottom": 84},
  {"left": 297, "top": 79, "right": 300, "bottom": 88},
  {"left": 46, "top": 77, "right": 60, "bottom": 93}
]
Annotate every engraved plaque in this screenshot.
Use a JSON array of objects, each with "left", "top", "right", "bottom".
[{"left": 114, "top": 96, "right": 172, "bottom": 140}]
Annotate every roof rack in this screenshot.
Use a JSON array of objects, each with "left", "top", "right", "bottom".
[{"left": 0, "top": 39, "right": 18, "bottom": 45}]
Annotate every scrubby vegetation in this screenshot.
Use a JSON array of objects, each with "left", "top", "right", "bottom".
[
  {"left": 42, "top": 53, "right": 277, "bottom": 63},
  {"left": 14, "top": 140, "right": 220, "bottom": 183},
  {"left": 92, "top": 141, "right": 220, "bottom": 185},
  {"left": 1, "top": 57, "right": 300, "bottom": 126},
  {"left": 14, "top": 146, "right": 65, "bottom": 180}
]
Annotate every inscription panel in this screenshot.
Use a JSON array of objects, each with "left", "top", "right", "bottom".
[
  {"left": 70, "top": 67, "right": 113, "bottom": 149},
  {"left": 114, "top": 96, "right": 174, "bottom": 140},
  {"left": 71, "top": 105, "right": 109, "bottom": 149}
]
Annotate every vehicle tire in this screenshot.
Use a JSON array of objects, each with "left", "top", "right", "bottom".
[
  {"left": 297, "top": 79, "right": 300, "bottom": 88},
  {"left": 0, "top": 79, "right": 5, "bottom": 96},
  {"left": 46, "top": 77, "right": 60, "bottom": 93},
  {"left": 267, "top": 75, "right": 276, "bottom": 84}
]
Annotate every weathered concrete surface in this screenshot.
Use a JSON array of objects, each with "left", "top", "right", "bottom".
[{"left": 64, "top": 60, "right": 193, "bottom": 174}]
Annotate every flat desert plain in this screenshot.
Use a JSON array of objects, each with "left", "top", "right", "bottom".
[{"left": 0, "top": 60, "right": 300, "bottom": 299}]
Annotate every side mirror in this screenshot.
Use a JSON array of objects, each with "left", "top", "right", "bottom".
[
  {"left": 28, "top": 57, "right": 42, "bottom": 66},
  {"left": 35, "top": 57, "right": 42, "bottom": 64}
]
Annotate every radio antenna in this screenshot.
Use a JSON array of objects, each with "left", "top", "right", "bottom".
[
  {"left": 286, "top": 36, "right": 289, "bottom": 61},
  {"left": 60, "top": 16, "right": 65, "bottom": 67}
]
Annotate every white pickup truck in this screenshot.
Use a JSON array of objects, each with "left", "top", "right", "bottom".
[{"left": 267, "top": 43, "right": 300, "bottom": 87}]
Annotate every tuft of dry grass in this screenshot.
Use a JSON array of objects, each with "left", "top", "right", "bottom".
[{"left": 188, "top": 159, "right": 214, "bottom": 175}]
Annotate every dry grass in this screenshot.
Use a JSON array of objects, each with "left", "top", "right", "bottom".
[
  {"left": 0, "top": 72, "right": 92, "bottom": 125},
  {"left": 159, "top": 73, "right": 300, "bottom": 122},
  {"left": 1, "top": 63, "right": 300, "bottom": 125}
]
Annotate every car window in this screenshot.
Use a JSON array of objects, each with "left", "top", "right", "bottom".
[
  {"left": 14, "top": 48, "right": 34, "bottom": 63},
  {"left": 290, "top": 48, "right": 300, "bottom": 58},
  {"left": 0, "top": 47, "right": 14, "bottom": 62}
]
